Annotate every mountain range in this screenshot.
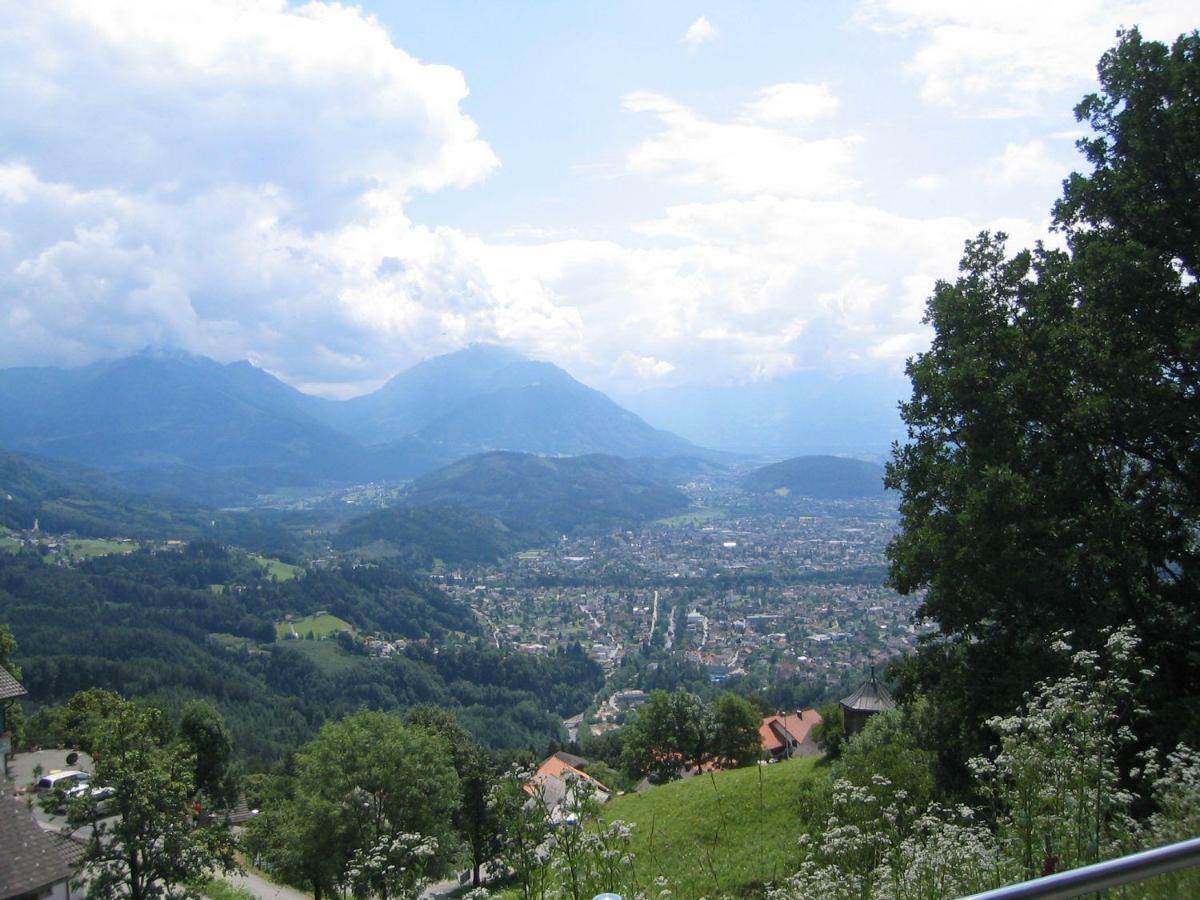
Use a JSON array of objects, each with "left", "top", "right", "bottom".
[{"left": 0, "top": 346, "right": 706, "bottom": 502}]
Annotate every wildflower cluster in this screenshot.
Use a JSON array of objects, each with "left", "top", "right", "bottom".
[
  {"left": 346, "top": 832, "right": 438, "bottom": 900},
  {"left": 769, "top": 624, "right": 1200, "bottom": 899}
]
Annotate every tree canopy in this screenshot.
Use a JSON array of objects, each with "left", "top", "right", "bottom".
[{"left": 886, "top": 28, "right": 1200, "bottom": 779}]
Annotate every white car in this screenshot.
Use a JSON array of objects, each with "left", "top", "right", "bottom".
[{"left": 36, "top": 770, "right": 90, "bottom": 791}]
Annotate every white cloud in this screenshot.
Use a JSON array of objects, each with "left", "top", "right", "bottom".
[
  {"left": 682, "top": 15, "right": 718, "bottom": 49},
  {"left": 623, "top": 89, "right": 861, "bottom": 197},
  {"left": 856, "top": 0, "right": 1197, "bottom": 115},
  {"left": 909, "top": 174, "right": 943, "bottom": 191},
  {"left": 0, "top": 0, "right": 505, "bottom": 387},
  {"left": 0, "top": 1, "right": 497, "bottom": 206},
  {"left": 985, "top": 139, "right": 1066, "bottom": 188},
  {"left": 740, "top": 83, "right": 840, "bottom": 126},
  {"left": 0, "top": 2, "right": 1057, "bottom": 397}
]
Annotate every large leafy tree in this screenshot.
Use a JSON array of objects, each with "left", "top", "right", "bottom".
[
  {"left": 887, "top": 28, "right": 1200, "bottom": 781},
  {"left": 247, "top": 710, "right": 461, "bottom": 899},
  {"left": 178, "top": 700, "right": 237, "bottom": 807},
  {"left": 73, "top": 699, "right": 238, "bottom": 900},
  {"left": 621, "top": 688, "right": 713, "bottom": 782},
  {"left": 709, "top": 692, "right": 763, "bottom": 769}
]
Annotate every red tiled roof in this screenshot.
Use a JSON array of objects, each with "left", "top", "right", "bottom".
[{"left": 759, "top": 709, "right": 822, "bottom": 752}]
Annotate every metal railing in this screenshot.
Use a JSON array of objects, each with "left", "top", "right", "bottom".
[{"left": 961, "top": 837, "right": 1200, "bottom": 899}]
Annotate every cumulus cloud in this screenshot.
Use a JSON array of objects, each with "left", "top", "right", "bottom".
[
  {"left": 740, "top": 82, "right": 840, "bottom": 126},
  {"left": 856, "top": 0, "right": 1197, "bottom": 115},
  {"left": 623, "top": 89, "right": 860, "bottom": 197},
  {"left": 682, "top": 15, "right": 718, "bottom": 48},
  {"left": 0, "top": 1, "right": 1052, "bottom": 397},
  {"left": 985, "top": 139, "right": 1066, "bottom": 188},
  {"left": 0, "top": 0, "right": 505, "bottom": 386}
]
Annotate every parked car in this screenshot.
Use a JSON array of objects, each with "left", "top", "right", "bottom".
[
  {"left": 36, "top": 770, "right": 90, "bottom": 791},
  {"left": 66, "top": 783, "right": 116, "bottom": 814}
]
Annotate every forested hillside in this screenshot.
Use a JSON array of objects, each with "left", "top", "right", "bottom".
[{"left": 0, "top": 544, "right": 600, "bottom": 760}]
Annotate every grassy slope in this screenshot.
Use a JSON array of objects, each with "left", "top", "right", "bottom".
[
  {"left": 602, "top": 756, "right": 828, "bottom": 898},
  {"left": 253, "top": 554, "right": 304, "bottom": 581},
  {"left": 274, "top": 613, "right": 353, "bottom": 641}
]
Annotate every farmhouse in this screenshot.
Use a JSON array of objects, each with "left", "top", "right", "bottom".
[
  {"left": 760, "top": 709, "right": 822, "bottom": 761},
  {"left": 528, "top": 752, "right": 612, "bottom": 822}
]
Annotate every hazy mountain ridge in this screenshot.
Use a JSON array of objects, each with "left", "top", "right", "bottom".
[
  {"left": 741, "top": 454, "right": 889, "bottom": 499},
  {"left": 0, "top": 346, "right": 705, "bottom": 500}
]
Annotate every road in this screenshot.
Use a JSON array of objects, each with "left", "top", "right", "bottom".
[
  {"left": 648, "top": 589, "right": 659, "bottom": 643},
  {"left": 470, "top": 604, "right": 501, "bottom": 649},
  {"left": 222, "top": 869, "right": 312, "bottom": 900}
]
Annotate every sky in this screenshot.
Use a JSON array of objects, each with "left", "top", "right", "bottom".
[{"left": 0, "top": 1, "right": 1195, "bottom": 398}]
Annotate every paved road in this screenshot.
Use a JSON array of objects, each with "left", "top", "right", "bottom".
[{"left": 221, "top": 869, "right": 311, "bottom": 900}]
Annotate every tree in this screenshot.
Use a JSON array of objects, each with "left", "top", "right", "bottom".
[
  {"left": 178, "top": 701, "right": 236, "bottom": 807},
  {"left": 621, "top": 689, "right": 713, "bottom": 782},
  {"left": 709, "top": 692, "right": 762, "bottom": 769},
  {"left": 1, "top": 623, "right": 24, "bottom": 748},
  {"left": 250, "top": 711, "right": 461, "bottom": 899},
  {"left": 72, "top": 699, "right": 238, "bottom": 900},
  {"left": 886, "top": 28, "right": 1200, "bottom": 782},
  {"left": 406, "top": 705, "right": 501, "bottom": 887}
]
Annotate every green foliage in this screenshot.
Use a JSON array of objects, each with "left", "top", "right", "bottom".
[
  {"left": 771, "top": 627, "right": 1200, "bottom": 899},
  {"left": 838, "top": 704, "right": 935, "bottom": 811},
  {"left": 812, "top": 702, "right": 845, "bottom": 759},
  {"left": 247, "top": 711, "right": 461, "bottom": 899},
  {"left": 72, "top": 698, "right": 238, "bottom": 900},
  {"left": 710, "top": 692, "right": 763, "bottom": 769},
  {"left": 621, "top": 689, "right": 713, "bottom": 783},
  {"left": 886, "top": 27, "right": 1200, "bottom": 780},
  {"left": 0, "top": 622, "right": 23, "bottom": 744},
  {"left": 334, "top": 505, "right": 521, "bottom": 565},
  {"left": 178, "top": 701, "right": 237, "bottom": 807}
]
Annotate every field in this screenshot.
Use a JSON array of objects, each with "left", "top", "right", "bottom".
[
  {"left": 601, "top": 756, "right": 827, "bottom": 898},
  {"left": 0, "top": 537, "right": 21, "bottom": 553},
  {"left": 62, "top": 538, "right": 135, "bottom": 558},
  {"left": 252, "top": 554, "right": 304, "bottom": 581},
  {"left": 275, "top": 613, "right": 354, "bottom": 641},
  {"left": 278, "top": 637, "right": 371, "bottom": 677}
]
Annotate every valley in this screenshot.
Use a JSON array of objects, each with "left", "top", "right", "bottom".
[{"left": 1, "top": 446, "right": 909, "bottom": 761}]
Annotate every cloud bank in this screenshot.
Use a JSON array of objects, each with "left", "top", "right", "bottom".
[{"left": 0, "top": 0, "right": 1118, "bottom": 396}]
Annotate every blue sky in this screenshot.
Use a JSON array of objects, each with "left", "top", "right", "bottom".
[{"left": 0, "top": 1, "right": 1194, "bottom": 397}]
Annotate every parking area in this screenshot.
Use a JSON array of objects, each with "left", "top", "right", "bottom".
[{"left": 6, "top": 748, "right": 98, "bottom": 831}]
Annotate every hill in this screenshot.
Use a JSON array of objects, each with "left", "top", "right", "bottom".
[
  {"left": 741, "top": 455, "right": 888, "bottom": 499},
  {"left": 398, "top": 451, "right": 691, "bottom": 538},
  {"left": 0, "top": 447, "right": 212, "bottom": 538},
  {"left": 601, "top": 756, "right": 827, "bottom": 898},
  {"left": 333, "top": 506, "right": 522, "bottom": 565}
]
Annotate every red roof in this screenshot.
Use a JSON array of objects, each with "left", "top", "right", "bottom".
[{"left": 759, "top": 709, "right": 822, "bottom": 752}]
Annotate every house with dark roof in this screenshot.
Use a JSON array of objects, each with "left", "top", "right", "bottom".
[
  {"left": 0, "top": 799, "right": 80, "bottom": 900},
  {"left": 1, "top": 667, "right": 28, "bottom": 778},
  {"left": 839, "top": 668, "right": 896, "bottom": 737}
]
